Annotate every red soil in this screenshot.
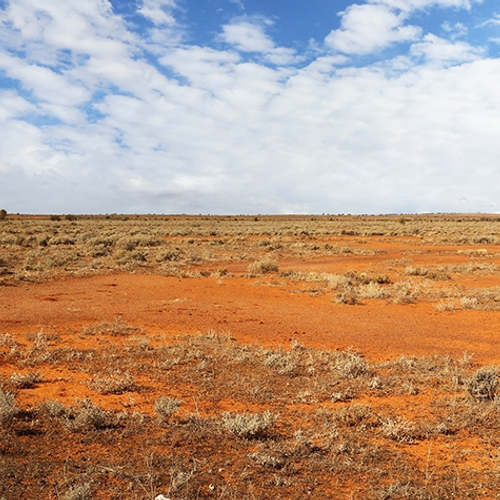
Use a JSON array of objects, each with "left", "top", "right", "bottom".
[{"left": 1, "top": 271, "right": 500, "bottom": 364}]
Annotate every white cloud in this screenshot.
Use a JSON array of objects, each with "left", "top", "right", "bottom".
[
  {"left": 325, "top": 4, "right": 421, "bottom": 55},
  {"left": 0, "top": 0, "right": 499, "bottom": 214},
  {"left": 228, "top": 0, "right": 245, "bottom": 10},
  {"left": 220, "top": 19, "right": 297, "bottom": 64},
  {"left": 221, "top": 20, "right": 275, "bottom": 52},
  {"left": 138, "top": 0, "right": 177, "bottom": 26},
  {"left": 372, "top": 0, "right": 475, "bottom": 11},
  {"left": 410, "top": 33, "right": 483, "bottom": 63}
]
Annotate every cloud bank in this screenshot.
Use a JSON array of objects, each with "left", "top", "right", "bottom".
[{"left": 0, "top": 0, "right": 499, "bottom": 214}]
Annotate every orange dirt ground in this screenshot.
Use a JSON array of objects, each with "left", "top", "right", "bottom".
[
  {"left": 2, "top": 235, "right": 500, "bottom": 364},
  {"left": 2, "top": 222, "right": 500, "bottom": 499},
  {"left": 2, "top": 271, "right": 500, "bottom": 364}
]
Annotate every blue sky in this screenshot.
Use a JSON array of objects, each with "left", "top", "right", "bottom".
[{"left": 1, "top": 0, "right": 500, "bottom": 214}]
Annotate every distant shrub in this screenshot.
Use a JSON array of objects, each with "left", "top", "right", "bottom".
[
  {"left": 155, "top": 396, "right": 182, "bottom": 423},
  {"left": 10, "top": 370, "right": 42, "bottom": 388},
  {"left": 63, "top": 484, "right": 91, "bottom": 500},
  {"left": 155, "top": 249, "right": 180, "bottom": 262},
  {"left": 87, "top": 371, "right": 136, "bottom": 394},
  {"left": 222, "top": 410, "right": 277, "bottom": 438},
  {"left": 0, "top": 389, "right": 19, "bottom": 426},
  {"left": 381, "top": 417, "right": 419, "bottom": 443},
  {"left": 467, "top": 366, "right": 498, "bottom": 401},
  {"left": 69, "top": 398, "right": 109, "bottom": 431},
  {"left": 50, "top": 214, "right": 61, "bottom": 221},
  {"left": 248, "top": 258, "right": 278, "bottom": 275},
  {"left": 0, "top": 209, "right": 7, "bottom": 220}
]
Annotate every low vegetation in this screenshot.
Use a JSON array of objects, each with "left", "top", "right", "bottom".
[
  {"left": 2, "top": 213, "right": 500, "bottom": 310},
  {"left": 0, "top": 326, "right": 500, "bottom": 498}
]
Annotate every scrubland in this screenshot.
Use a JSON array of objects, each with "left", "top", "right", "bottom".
[{"left": 2, "top": 213, "right": 500, "bottom": 498}]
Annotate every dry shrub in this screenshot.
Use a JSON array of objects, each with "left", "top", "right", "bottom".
[
  {"left": 435, "top": 299, "right": 457, "bottom": 311},
  {"left": 335, "top": 286, "right": 359, "bottom": 305},
  {"left": 358, "top": 282, "right": 387, "bottom": 299},
  {"left": 263, "top": 349, "right": 299, "bottom": 376},
  {"left": 81, "top": 319, "right": 142, "bottom": 336},
  {"left": 332, "top": 349, "right": 370, "bottom": 378},
  {"left": 87, "top": 371, "right": 136, "bottom": 394},
  {"left": 39, "top": 399, "right": 67, "bottom": 418},
  {"left": 0, "top": 333, "right": 17, "bottom": 348},
  {"left": 333, "top": 403, "right": 377, "bottom": 428},
  {"left": 69, "top": 398, "right": 110, "bottom": 431},
  {"left": 63, "top": 484, "right": 91, "bottom": 500},
  {"left": 155, "top": 249, "right": 180, "bottom": 262},
  {"left": 222, "top": 410, "right": 277, "bottom": 438},
  {"left": 0, "top": 389, "right": 19, "bottom": 426},
  {"left": 155, "top": 396, "right": 182, "bottom": 423},
  {"left": 381, "top": 417, "right": 420, "bottom": 443},
  {"left": 460, "top": 296, "right": 479, "bottom": 310},
  {"left": 390, "top": 280, "right": 417, "bottom": 304},
  {"left": 10, "top": 370, "right": 42, "bottom": 388},
  {"left": 248, "top": 258, "right": 278, "bottom": 275},
  {"left": 466, "top": 366, "right": 498, "bottom": 401}
]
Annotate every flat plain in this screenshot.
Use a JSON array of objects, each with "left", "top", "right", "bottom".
[{"left": 2, "top": 214, "right": 500, "bottom": 499}]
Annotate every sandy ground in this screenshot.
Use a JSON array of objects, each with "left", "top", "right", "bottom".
[{"left": 2, "top": 271, "right": 500, "bottom": 363}]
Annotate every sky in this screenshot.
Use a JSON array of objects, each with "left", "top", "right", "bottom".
[{"left": 0, "top": 0, "right": 500, "bottom": 214}]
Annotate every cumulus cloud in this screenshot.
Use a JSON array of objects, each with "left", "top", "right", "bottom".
[
  {"left": 410, "top": 33, "right": 483, "bottom": 63},
  {"left": 220, "top": 18, "right": 297, "bottom": 64},
  {"left": 325, "top": 4, "right": 421, "bottom": 54},
  {"left": 0, "top": 0, "right": 499, "bottom": 214},
  {"left": 138, "top": 0, "right": 177, "bottom": 26}
]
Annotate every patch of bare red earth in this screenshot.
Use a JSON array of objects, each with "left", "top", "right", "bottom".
[{"left": 1, "top": 272, "right": 500, "bottom": 363}]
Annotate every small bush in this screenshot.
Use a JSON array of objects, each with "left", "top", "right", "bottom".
[
  {"left": 467, "top": 366, "right": 498, "bottom": 401},
  {"left": 39, "top": 399, "right": 67, "bottom": 418},
  {"left": 248, "top": 259, "right": 278, "bottom": 275},
  {"left": 155, "top": 249, "right": 180, "bottom": 262},
  {"left": 0, "top": 389, "right": 19, "bottom": 426},
  {"left": 154, "top": 396, "right": 182, "bottom": 423},
  {"left": 381, "top": 417, "right": 419, "bottom": 443},
  {"left": 64, "top": 484, "right": 91, "bottom": 500},
  {"left": 264, "top": 350, "right": 299, "bottom": 376},
  {"left": 333, "top": 349, "right": 370, "bottom": 378},
  {"left": 222, "top": 410, "right": 277, "bottom": 438},
  {"left": 87, "top": 371, "right": 135, "bottom": 394},
  {"left": 70, "top": 398, "right": 109, "bottom": 431},
  {"left": 333, "top": 404, "right": 377, "bottom": 427},
  {"left": 10, "top": 370, "right": 42, "bottom": 388}
]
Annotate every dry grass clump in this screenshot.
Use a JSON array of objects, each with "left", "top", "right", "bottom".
[
  {"left": 0, "top": 389, "right": 19, "bottom": 426},
  {"left": 466, "top": 366, "right": 498, "bottom": 401},
  {"left": 333, "top": 403, "right": 378, "bottom": 428},
  {"left": 67, "top": 397, "right": 111, "bottom": 431},
  {"left": 221, "top": 410, "right": 277, "bottom": 438},
  {"left": 86, "top": 370, "right": 136, "bottom": 394},
  {"left": 380, "top": 417, "right": 421, "bottom": 443},
  {"left": 81, "top": 318, "right": 142, "bottom": 336},
  {"left": 155, "top": 396, "right": 182, "bottom": 423},
  {"left": 9, "top": 370, "right": 42, "bottom": 388},
  {"left": 63, "top": 484, "right": 91, "bottom": 500},
  {"left": 248, "top": 258, "right": 279, "bottom": 275}
]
